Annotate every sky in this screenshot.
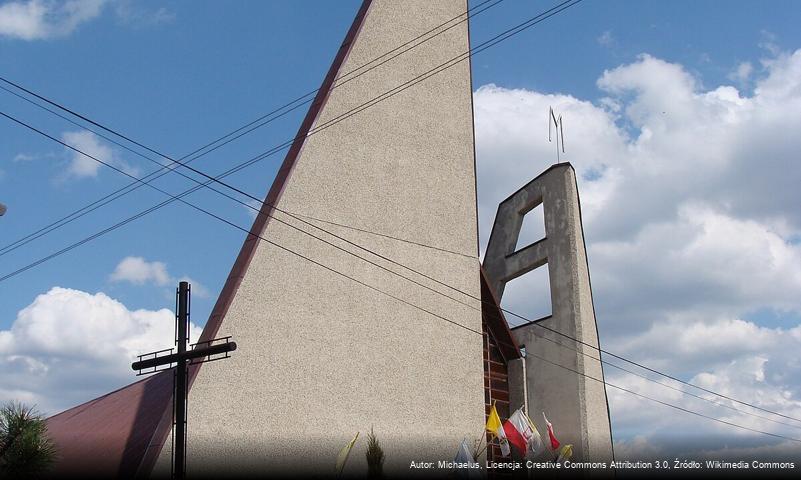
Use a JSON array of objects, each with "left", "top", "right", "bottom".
[{"left": 1, "top": 0, "right": 801, "bottom": 461}]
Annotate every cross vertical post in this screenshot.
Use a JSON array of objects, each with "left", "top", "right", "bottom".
[{"left": 174, "top": 281, "right": 189, "bottom": 479}]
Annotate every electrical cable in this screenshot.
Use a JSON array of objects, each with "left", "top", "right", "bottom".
[
  {"left": 6, "top": 117, "right": 792, "bottom": 441},
  {"left": 4, "top": 0, "right": 799, "bottom": 430},
  {"left": 7, "top": 106, "right": 801, "bottom": 438},
  {"left": 520, "top": 347, "right": 801, "bottom": 444},
  {"left": 0, "top": 0, "right": 504, "bottom": 258},
  {"left": 0, "top": 0, "right": 583, "bottom": 279}
]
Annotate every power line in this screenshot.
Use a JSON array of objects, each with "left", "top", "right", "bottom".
[
  {"left": 7, "top": 114, "right": 796, "bottom": 444},
  {"left": 14, "top": 0, "right": 800, "bottom": 442},
  {"left": 291, "top": 208, "right": 801, "bottom": 429},
  {"left": 1, "top": 0, "right": 583, "bottom": 267},
  {"left": 520, "top": 347, "right": 801, "bottom": 444},
  {"left": 0, "top": 0, "right": 582, "bottom": 276},
  {"left": 256, "top": 209, "right": 801, "bottom": 431},
  {"left": 8, "top": 105, "right": 801, "bottom": 438},
  {"left": 505, "top": 314, "right": 801, "bottom": 426},
  {"left": 509, "top": 326, "right": 801, "bottom": 431},
  {"left": 9, "top": 118, "right": 798, "bottom": 444},
  {"left": 0, "top": 0, "right": 504, "bottom": 258},
  {"left": 599, "top": 360, "right": 801, "bottom": 432},
  {"left": 0, "top": 108, "right": 477, "bottom": 313},
  {"left": 4, "top": 0, "right": 800, "bottom": 429},
  {"left": 3, "top": 0, "right": 794, "bottom": 444},
  {"left": 0, "top": 77, "right": 474, "bottom": 261},
  {"left": 294, "top": 196, "right": 801, "bottom": 432},
  {"left": 0, "top": 121, "right": 484, "bottom": 338},
  {"left": 288, "top": 212, "right": 476, "bottom": 259}
]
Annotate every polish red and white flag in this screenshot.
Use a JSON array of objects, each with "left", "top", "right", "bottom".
[
  {"left": 542, "top": 412, "right": 560, "bottom": 450},
  {"left": 502, "top": 409, "right": 533, "bottom": 455}
]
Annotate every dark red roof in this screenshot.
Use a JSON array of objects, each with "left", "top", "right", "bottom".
[{"left": 46, "top": 371, "right": 173, "bottom": 477}]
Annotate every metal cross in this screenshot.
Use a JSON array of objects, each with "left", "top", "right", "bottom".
[{"left": 132, "top": 281, "right": 237, "bottom": 479}]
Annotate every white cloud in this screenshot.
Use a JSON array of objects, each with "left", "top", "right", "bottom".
[
  {"left": 0, "top": 287, "right": 200, "bottom": 414},
  {"left": 109, "top": 256, "right": 210, "bottom": 298},
  {"left": 0, "top": 0, "right": 174, "bottom": 41},
  {"left": 178, "top": 276, "right": 210, "bottom": 299},
  {"left": 728, "top": 61, "right": 754, "bottom": 85},
  {"left": 698, "top": 439, "right": 801, "bottom": 461},
  {"left": 474, "top": 83, "right": 627, "bottom": 252},
  {"left": 61, "top": 130, "right": 111, "bottom": 178},
  {"left": 60, "top": 130, "right": 139, "bottom": 179},
  {"left": 0, "top": 0, "right": 106, "bottom": 40},
  {"left": 605, "top": 331, "right": 801, "bottom": 458},
  {"left": 597, "top": 30, "right": 615, "bottom": 48},
  {"left": 110, "top": 256, "right": 171, "bottom": 286},
  {"left": 114, "top": 0, "right": 174, "bottom": 27},
  {"left": 14, "top": 131, "right": 137, "bottom": 182},
  {"left": 473, "top": 48, "right": 801, "bottom": 453},
  {"left": 589, "top": 205, "right": 801, "bottom": 332},
  {"left": 759, "top": 30, "right": 781, "bottom": 57},
  {"left": 13, "top": 152, "right": 36, "bottom": 162},
  {"left": 613, "top": 435, "right": 664, "bottom": 460}
]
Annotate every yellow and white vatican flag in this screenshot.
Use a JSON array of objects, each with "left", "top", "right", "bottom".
[
  {"left": 486, "top": 402, "right": 511, "bottom": 457},
  {"left": 335, "top": 432, "right": 359, "bottom": 475}
]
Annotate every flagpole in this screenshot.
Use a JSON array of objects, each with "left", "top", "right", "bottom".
[
  {"left": 517, "top": 350, "right": 532, "bottom": 478},
  {"left": 472, "top": 429, "right": 486, "bottom": 458},
  {"left": 475, "top": 435, "right": 497, "bottom": 459},
  {"left": 521, "top": 350, "right": 529, "bottom": 416},
  {"left": 477, "top": 399, "right": 498, "bottom": 459}
]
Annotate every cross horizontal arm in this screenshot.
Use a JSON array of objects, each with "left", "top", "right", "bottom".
[{"left": 132, "top": 341, "right": 237, "bottom": 371}]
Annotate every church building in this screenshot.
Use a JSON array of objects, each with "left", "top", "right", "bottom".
[{"left": 45, "top": 1, "right": 613, "bottom": 476}]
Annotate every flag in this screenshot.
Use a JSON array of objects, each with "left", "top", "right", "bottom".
[
  {"left": 486, "top": 402, "right": 502, "bottom": 434},
  {"left": 542, "top": 412, "right": 560, "bottom": 450},
  {"left": 455, "top": 438, "right": 475, "bottom": 464},
  {"left": 556, "top": 444, "right": 573, "bottom": 463},
  {"left": 502, "top": 408, "right": 535, "bottom": 455},
  {"left": 522, "top": 411, "right": 546, "bottom": 457},
  {"left": 335, "top": 432, "right": 359, "bottom": 475},
  {"left": 453, "top": 439, "right": 481, "bottom": 480},
  {"left": 454, "top": 438, "right": 480, "bottom": 480},
  {"left": 486, "top": 403, "right": 511, "bottom": 457}
]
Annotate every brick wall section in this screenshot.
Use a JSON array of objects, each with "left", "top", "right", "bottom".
[
  {"left": 483, "top": 318, "right": 512, "bottom": 465},
  {"left": 480, "top": 268, "right": 521, "bottom": 476}
]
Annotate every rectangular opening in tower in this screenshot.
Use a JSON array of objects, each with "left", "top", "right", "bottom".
[
  {"left": 514, "top": 202, "right": 546, "bottom": 252},
  {"left": 500, "top": 263, "right": 552, "bottom": 325}
]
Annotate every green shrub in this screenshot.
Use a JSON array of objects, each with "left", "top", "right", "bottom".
[
  {"left": 0, "top": 402, "right": 56, "bottom": 477},
  {"left": 365, "top": 426, "right": 384, "bottom": 478}
]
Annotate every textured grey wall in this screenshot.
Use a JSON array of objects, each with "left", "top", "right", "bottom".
[
  {"left": 484, "top": 163, "right": 614, "bottom": 462},
  {"left": 154, "top": 0, "right": 484, "bottom": 476}
]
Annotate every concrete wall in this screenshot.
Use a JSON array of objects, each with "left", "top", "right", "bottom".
[
  {"left": 154, "top": 0, "right": 485, "bottom": 476},
  {"left": 484, "top": 163, "right": 614, "bottom": 462}
]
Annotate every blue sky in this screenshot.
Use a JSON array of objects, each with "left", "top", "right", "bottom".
[{"left": 2, "top": 0, "right": 801, "bottom": 459}]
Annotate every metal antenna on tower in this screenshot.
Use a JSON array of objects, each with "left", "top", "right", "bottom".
[{"left": 549, "top": 106, "right": 565, "bottom": 163}]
